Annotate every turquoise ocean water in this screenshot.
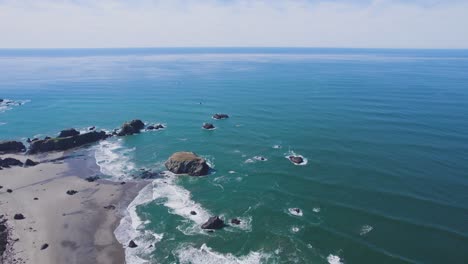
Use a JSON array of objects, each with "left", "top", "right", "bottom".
[{"left": 1, "top": 48, "right": 468, "bottom": 263}]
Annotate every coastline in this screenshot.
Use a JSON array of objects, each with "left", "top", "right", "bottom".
[{"left": 0, "top": 151, "right": 149, "bottom": 264}]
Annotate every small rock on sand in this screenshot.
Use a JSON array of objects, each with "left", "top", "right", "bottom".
[
  {"left": 14, "top": 214, "right": 25, "bottom": 220},
  {"left": 40, "top": 243, "right": 49, "bottom": 250},
  {"left": 66, "top": 190, "right": 78, "bottom": 195}
]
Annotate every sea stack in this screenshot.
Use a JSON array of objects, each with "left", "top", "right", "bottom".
[
  {"left": 117, "top": 119, "right": 145, "bottom": 136},
  {"left": 165, "top": 152, "right": 210, "bottom": 176}
]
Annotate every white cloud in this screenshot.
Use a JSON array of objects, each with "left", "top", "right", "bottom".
[{"left": 0, "top": 0, "right": 467, "bottom": 48}]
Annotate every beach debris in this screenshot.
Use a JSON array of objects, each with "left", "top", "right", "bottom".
[
  {"left": 128, "top": 240, "right": 138, "bottom": 248},
  {"left": 13, "top": 214, "right": 25, "bottom": 220},
  {"left": 40, "top": 243, "right": 49, "bottom": 250},
  {"left": 212, "top": 113, "right": 229, "bottom": 120},
  {"left": 66, "top": 190, "right": 78, "bottom": 195},
  {"left": 24, "top": 159, "right": 39, "bottom": 167},
  {"left": 201, "top": 216, "right": 225, "bottom": 230},
  {"left": 6, "top": 189, "right": 12, "bottom": 193},
  {"left": 230, "top": 218, "right": 241, "bottom": 225},
  {"left": 0, "top": 157, "right": 24, "bottom": 168},
  {"left": 104, "top": 205, "right": 116, "bottom": 210},
  {"left": 0, "top": 141, "right": 26, "bottom": 154},
  {"left": 58, "top": 128, "right": 80, "bottom": 138},
  {"left": 288, "top": 208, "right": 303, "bottom": 216},
  {"left": 190, "top": 211, "right": 197, "bottom": 215},
  {"left": 165, "top": 152, "right": 210, "bottom": 176},
  {"left": 117, "top": 119, "right": 145, "bottom": 136},
  {"left": 288, "top": 155, "right": 304, "bottom": 165},
  {"left": 85, "top": 176, "right": 100, "bottom": 182},
  {"left": 202, "top": 123, "right": 215, "bottom": 130}
]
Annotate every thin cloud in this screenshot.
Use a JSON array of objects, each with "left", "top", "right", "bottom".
[{"left": 0, "top": 0, "right": 467, "bottom": 48}]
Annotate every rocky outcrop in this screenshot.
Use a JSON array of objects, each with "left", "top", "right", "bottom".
[
  {"left": 165, "top": 152, "right": 210, "bottom": 176},
  {"left": 202, "top": 123, "right": 215, "bottom": 130},
  {"left": 58, "top": 128, "right": 80, "bottom": 138},
  {"left": 28, "top": 131, "right": 107, "bottom": 154},
  {"left": 212, "top": 113, "right": 229, "bottom": 120},
  {"left": 0, "top": 157, "right": 23, "bottom": 168},
  {"left": 201, "top": 216, "right": 225, "bottom": 229},
  {"left": 117, "top": 120, "right": 145, "bottom": 136},
  {"left": 0, "top": 141, "right": 26, "bottom": 154}
]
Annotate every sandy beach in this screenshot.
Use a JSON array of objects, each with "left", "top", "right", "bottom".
[{"left": 0, "top": 152, "right": 148, "bottom": 264}]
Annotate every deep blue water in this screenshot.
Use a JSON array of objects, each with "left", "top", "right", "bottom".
[{"left": 1, "top": 48, "right": 468, "bottom": 264}]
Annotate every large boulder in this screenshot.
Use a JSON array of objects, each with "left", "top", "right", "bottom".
[
  {"left": 0, "top": 141, "right": 26, "bottom": 154},
  {"left": 117, "top": 119, "right": 145, "bottom": 136},
  {"left": 0, "top": 157, "right": 23, "bottom": 168},
  {"left": 165, "top": 152, "right": 210, "bottom": 176},
  {"left": 28, "top": 131, "right": 107, "bottom": 154},
  {"left": 201, "top": 216, "right": 225, "bottom": 229},
  {"left": 58, "top": 128, "right": 80, "bottom": 138}
]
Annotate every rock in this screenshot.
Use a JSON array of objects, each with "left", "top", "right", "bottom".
[
  {"left": 6, "top": 189, "right": 12, "bottom": 193},
  {"left": 104, "top": 205, "right": 116, "bottom": 210},
  {"left": 88, "top": 126, "right": 95, "bottom": 131},
  {"left": 190, "top": 211, "right": 197, "bottom": 215},
  {"left": 85, "top": 176, "right": 100, "bottom": 182},
  {"left": 0, "top": 157, "right": 24, "bottom": 168},
  {"left": 231, "top": 218, "right": 241, "bottom": 225},
  {"left": 117, "top": 120, "right": 145, "bottom": 136},
  {"left": 24, "top": 159, "right": 39, "bottom": 167},
  {"left": 66, "top": 190, "right": 78, "bottom": 195},
  {"left": 13, "top": 214, "right": 25, "bottom": 220},
  {"left": 147, "top": 124, "right": 165, "bottom": 131},
  {"left": 58, "top": 128, "right": 80, "bottom": 138},
  {"left": 40, "top": 243, "right": 49, "bottom": 250},
  {"left": 289, "top": 156, "right": 304, "bottom": 164},
  {"left": 27, "top": 138, "right": 31, "bottom": 143},
  {"left": 202, "top": 123, "right": 215, "bottom": 130},
  {"left": 28, "top": 131, "right": 108, "bottom": 154},
  {"left": 165, "top": 152, "right": 210, "bottom": 176},
  {"left": 0, "top": 141, "right": 26, "bottom": 154},
  {"left": 212, "top": 113, "right": 229, "bottom": 120},
  {"left": 128, "top": 240, "right": 138, "bottom": 248},
  {"left": 146, "top": 125, "right": 155, "bottom": 130},
  {"left": 44, "top": 136, "right": 51, "bottom": 140},
  {"left": 201, "top": 216, "right": 225, "bottom": 230},
  {"left": 120, "top": 182, "right": 126, "bottom": 185},
  {"left": 33, "top": 197, "right": 38, "bottom": 200}
]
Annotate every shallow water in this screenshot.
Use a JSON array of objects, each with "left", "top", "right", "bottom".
[{"left": 1, "top": 48, "right": 468, "bottom": 263}]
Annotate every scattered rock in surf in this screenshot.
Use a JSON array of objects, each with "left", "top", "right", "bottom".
[
  {"left": 230, "top": 218, "right": 241, "bottom": 225},
  {"left": 201, "top": 216, "right": 225, "bottom": 230},
  {"left": 40, "top": 243, "right": 49, "bottom": 250},
  {"left": 0, "top": 141, "right": 26, "bottom": 154},
  {"left": 0, "top": 157, "right": 24, "bottom": 168},
  {"left": 190, "top": 211, "right": 197, "bottom": 215},
  {"left": 117, "top": 119, "right": 145, "bottom": 136},
  {"left": 88, "top": 126, "right": 95, "bottom": 131},
  {"left": 85, "top": 176, "right": 100, "bottom": 182},
  {"left": 58, "top": 128, "right": 80, "bottom": 138},
  {"left": 104, "top": 205, "right": 116, "bottom": 210},
  {"left": 147, "top": 124, "right": 165, "bottom": 130},
  {"left": 28, "top": 131, "right": 108, "bottom": 154},
  {"left": 289, "top": 155, "right": 304, "bottom": 165},
  {"left": 212, "top": 113, "right": 229, "bottom": 120},
  {"left": 253, "top": 156, "right": 267, "bottom": 161},
  {"left": 120, "top": 182, "right": 126, "bottom": 185},
  {"left": 6, "top": 189, "right": 12, "bottom": 193},
  {"left": 13, "top": 214, "right": 25, "bottom": 220},
  {"left": 273, "top": 145, "right": 282, "bottom": 149},
  {"left": 288, "top": 208, "right": 303, "bottom": 216},
  {"left": 66, "top": 190, "right": 78, "bottom": 195},
  {"left": 24, "top": 159, "right": 39, "bottom": 167},
  {"left": 139, "top": 169, "right": 159, "bottom": 179},
  {"left": 202, "top": 123, "right": 215, "bottom": 130},
  {"left": 128, "top": 240, "right": 138, "bottom": 248},
  {"left": 165, "top": 152, "right": 210, "bottom": 176}
]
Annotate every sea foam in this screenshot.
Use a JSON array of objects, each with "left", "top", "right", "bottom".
[
  {"left": 95, "top": 139, "right": 136, "bottom": 180},
  {"left": 176, "top": 243, "right": 269, "bottom": 264}
]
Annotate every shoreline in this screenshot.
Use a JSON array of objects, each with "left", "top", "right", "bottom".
[{"left": 0, "top": 151, "right": 149, "bottom": 264}]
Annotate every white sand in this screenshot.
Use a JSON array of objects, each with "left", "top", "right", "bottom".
[{"left": 0, "top": 153, "right": 147, "bottom": 264}]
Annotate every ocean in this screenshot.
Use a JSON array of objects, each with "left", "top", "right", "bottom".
[{"left": 1, "top": 48, "right": 467, "bottom": 264}]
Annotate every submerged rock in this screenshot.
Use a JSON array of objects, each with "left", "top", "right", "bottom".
[
  {"left": 202, "top": 123, "right": 215, "bottom": 130},
  {"left": 28, "top": 131, "right": 107, "bottom": 154},
  {"left": 117, "top": 120, "right": 145, "bottom": 136},
  {"left": 289, "top": 156, "right": 304, "bottom": 164},
  {"left": 165, "top": 152, "right": 210, "bottom": 176},
  {"left": 58, "top": 128, "right": 80, "bottom": 138},
  {"left": 231, "top": 218, "right": 241, "bottom": 225},
  {"left": 201, "top": 216, "right": 225, "bottom": 230},
  {"left": 212, "top": 113, "right": 229, "bottom": 120},
  {"left": 0, "top": 141, "right": 26, "bottom": 154},
  {"left": 128, "top": 240, "right": 138, "bottom": 248}
]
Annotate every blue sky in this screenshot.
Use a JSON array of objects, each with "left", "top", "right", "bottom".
[{"left": 0, "top": 0, "right": 467, "bottom": 48}]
